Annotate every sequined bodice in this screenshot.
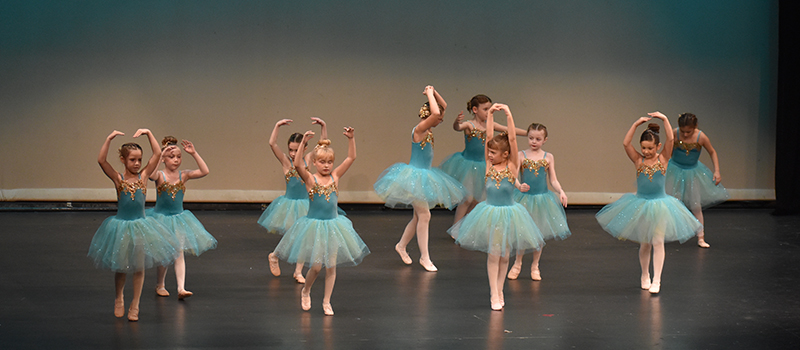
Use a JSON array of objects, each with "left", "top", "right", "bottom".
[
  {"left": 636, "top": 161, "right": 667, "bottom": 199},
  {"left": 307, "top": 179, "right": 339, "bottom": 220},
  {"left": 409, "top": 127, "right": 434, "bottom": 169},
  {"left": 285, "top": 167, "right": 308, "bottom": 199},
  {"left": 672, "top": 132, "right": 703, "bottom": 167},
  {"left": 520, "top": 152, "right": 549, "bottom": 194},
  {"left": 462, "top": 130, "right": 486, "bottom": 162},
  {"left": 116, "top": 174, "right": 146, "bottom": 220},
  {"left": 485, "top": 166, "right": 516, "bottom": 206}
]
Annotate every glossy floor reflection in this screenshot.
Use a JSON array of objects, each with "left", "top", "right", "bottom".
[{"left": 1, "top": 208, "right": 799, "bottom": 349}]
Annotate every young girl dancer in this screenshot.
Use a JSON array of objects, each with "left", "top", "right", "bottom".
[
  {"left": 273, "top": 127, "right": 369, "bottom": 316},
  {"left": 595, "top": 112, "right": 702, "bottom": 294},
  {"left": 665, "top": 113, "right": 728, "bottom": 248},
  {"left": 449, "top": 103, "right": 545, "bottom": 310},
  {"left": 148, "top": 136, "right": 216, "bottom": 300},
  {"left": 89, "top": 129, "right": 177, "bottom": 321},
  {"left": 261, "top": 118, "right": 330, "bottom": 283},
  {"left": 508, "top": 123, "right": 571, "bottom": 281},
  {"left": 374, "top": 86, "right": 466, "bottom": 272}
]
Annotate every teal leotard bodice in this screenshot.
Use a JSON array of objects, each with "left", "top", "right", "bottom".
[
  {"left": 636, "top": 160, "right": 667, "bottom": 199},
  {"left": 153, "top": 171, "right": 185, "bottom": 215},
  {"left": 519, "top": 151, "right": 549, "bottom": 195},
  {"left": 307, "top": 178, "right": 339, "bottom": 220},
  {"left": 462, "top": 125, "right": 486, "bottom": 162},
  {"left": 285, "top": 167, "right": 308, "bottom": 199},
  {"left": 485, "top": 166, "right": 516, "bottom": 206},
  {"left": 409, "top": 127, "right": 434, "bottom": 169},
  {"left": 116, "top": 174, "right": 147, "bottom": 220},
  {"left": 671, "top": 131, "right": 702, "bottom": 168}
]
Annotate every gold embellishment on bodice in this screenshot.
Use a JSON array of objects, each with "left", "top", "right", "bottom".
[
  {"left": 521, "top": 158, "right": 549, "bottom": 176},
  {"left": 466, "top": 128, "right": 487, "bottom": 142},
  {"left": 285, "top": 167, "right": 302, "bottom": 183},
  {"left": 486, "top": 166, "right": 515, "bottom": 189},
  {"left": 675, "top": 140, "right": 702, "bottom": 155},
  {"left": 118, "top": 178, "right": 146, "bottom": 200},
  {"left": 309, "top": 182, "right": 338, "bottom": 202},
  {"left": 157, "top": 181, "right": 185, "bottom": 200},
  {"left": 637, "top": 161, "right": 666, "bottom": 181},
  {"left": 419, "top": 132, "right": 434, "bottom": 150}
]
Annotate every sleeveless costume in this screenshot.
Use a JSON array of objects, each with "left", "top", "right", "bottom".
[
  {"left": 439, "top": 121, "right": 487, "bottom": 201},
  {"left": 513, "top": 151, "right": 571, "bottom": 241},
  {"left": 596, "top": 160, "right": 702, "bottom": 243},
  {"left": 374, "top": 127, "right": 466, "bottom": 209},
  {"left": 88, "top": 174, "right": 178, "bottom": 272},
  {"left": 449, "top": 166, "right": 545, "bottom": 256},
  {"left": 665, "top": 130, "right": 729, "bottom": 210}
]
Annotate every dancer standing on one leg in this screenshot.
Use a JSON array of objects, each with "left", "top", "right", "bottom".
[
  {"left": 148, "top": 136, "right": 216, "bottom": 300},
  {"left": 374, "top": 85, "right": 466, "bottom": 272},
  {"left": 508, "top": 123, "right": 571, "bottom": 281},
  {"left": 261, "top": 118, "right": 333, "bottom": 283},
  {"left": 596, "top": 112, "right": 702, "bottom": 294},
  {"left": 664, "top": 113, "right": 728, "bottom": 248},
  {"left": 449, "top": 103, "right": 545, "bottom": 310},
  {"left": 89, "top": 129, "right": 177, "bottom": 322},
  {"left": 273, "top": 127, "right": 369, "bottom": 316}
]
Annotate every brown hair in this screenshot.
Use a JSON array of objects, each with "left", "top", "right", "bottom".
[
  {"left": 487, "top": 132, "right": 510, "bottom": 154},
  {"left": 161, "top": 136, "right": 178, "bottom": 150},
  {"left": 467, "top": 94, "right": 492, "bottom": 115},
  {"left": 640, "top": 123, "right": 660, "bottom": 144},
  {"left": 419, "top": 101, "right": 444, "bottom": 119},
  {"left": 678, "top": 113, "right": 698, "bottom": 128},
  {"left": 288, "top": 132, "right": 303, "bottom": 145},
  {"left": 312, "top": 139, "right": 334, "bottom": 161},
  {"left": 527, "top": 123, "right": 548, "bottom": 138},
  {"left": 118, "top": 143, "right": 143, "bottom": 158}
]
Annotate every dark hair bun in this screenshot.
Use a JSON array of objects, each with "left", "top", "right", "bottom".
[
  {"left": 647, "top": 123, "right": 660, "bottom": 133},
  {"left": 161, "top": 136, "right": 178, "bottom": 147}
]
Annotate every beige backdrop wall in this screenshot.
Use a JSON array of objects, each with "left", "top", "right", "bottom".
[{"left": 0, "top": 1, "right": 777, "bottom": 204}]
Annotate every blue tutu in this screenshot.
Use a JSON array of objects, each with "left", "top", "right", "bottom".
[
  {"left": 146, "top": 209, "right": 217, "bottom": 256},
  {"left": 439, "top": 152, "right": 486, "bottom": 201},
  {"left": 665, "top": 161, "right": 729, "bottom": 210},
  {"left": 514, "top": 191, "right": 571, "bottom": 241},
  {"left": 258, "top": 195, "right": 310, "bottom": 235}
]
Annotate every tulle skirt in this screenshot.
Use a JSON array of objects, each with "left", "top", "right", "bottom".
[
  {"left": 374, "top": 163, "right": 467, "bottom": 209},
  {"left": 595, "top": 194, "right": 702, "bottom": 244},
  {"left": 273, "top": 216, "right": 370, "bottom": 268},
  {"left": 88, "top": 216, "right": 179, "bottom": 272},
  {"left": 257, "top": 196, "right": 309, "bottom": 235},
  {"left": 449, "top": 202, "right": 545, "bottom": 256},
  {"left": 439, "top": 152, "right": 486, "bottom": 201},
  {"left": 514, "top": 190, "right": 571, "bottom": 241},
  {"left": 665, "top": 161, "right": 729, "bottom": 210},
  {"left": 147, "top": 209, "right": 217, "bottom": 256}
]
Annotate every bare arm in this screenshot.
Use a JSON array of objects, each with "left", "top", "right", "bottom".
[
  {"left": 624, "top": 117, "right": 650, "bottom": 164},
  {"left": 648, "top": 111, "right": 673, "bottom": 162},
  {"left": 452, "top": 111, "right": 471, "bottom": 132},
  {"left": 332, "top": 127, "right": 356, "bottom": 179},
  {"left": 98, "top": 130, "right": 125, "bottom": 185},
  {"left": 312, "top": 117, "right": 328, "bottom": 141},
  {"left": 415, "top": 86, "right": 445, "bottom": 138},
  {"left": 135, "top": 128, "right": 162, "bottom": 179},
  {"left": 500, "top": 104, "right": 520, "bottom": 169},
  {"left": 546, "top": 153, "right": 568, "bottom": 207},
  {"left": 493, "top": 123, "right": 527, "bottom": 136},
  {"left": 700, "top": 132, "right": 722, "bottom": 184},
  {"left": 269, "top": 119, "right": 294, "bottom": 170},
  {"left": 294, "top": 131, "right": 316, "bottom": 186},
  {"left": 181, "top": 140, "right": 210, "bottom": 181}
]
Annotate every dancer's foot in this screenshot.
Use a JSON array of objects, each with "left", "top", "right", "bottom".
[
  {"left": 301, "top": 291, "right": 311, "bottom": 311},
  {"left": 293, "top": 273, "right": 306, "bottom": 284},
  {"left": 490, "top": 298, "right": 503, "bottom": 311},
  {"left": 698, "top": 238, "right": 710, "bottom": 248},
  {"left": 507, "top": 263, "right": 521, "bottom": 280},
  {"left": 178, "top": 289, "right": 193, "bottom": 300},
  {"left": 127, "top": 307, "right": 139, "bottom": 322},
  {"left": 419, "top": 258, "right": 438, "bottom": 272},
  {"left": 323, "top": 303, "right": 334, "bottom": 316},
  {"left": 500, "top": 293, "right": 505, "bottom": 307},
  {"left": 268, "top": 252, "right": 281, "bottom": 276},
  {"left": 114, "top": 299, "right": 125, "bottom": 318},
  {"left": 395, "top": 244, "right": 412, "bottom": 265},
  {"left": 531, "top": 268, "right": 542, "bottom": 281},
  {"left": 641, "top": 275, "right": 651, "bottom": 290},
  {"left": 649, "top": 282, "right": 661, "bottom": 294},
  {"left": 155, "top": 285, "right": 169, "bottom": 297}
]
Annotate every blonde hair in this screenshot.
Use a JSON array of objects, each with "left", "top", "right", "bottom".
[
  {"left": 487, "top": 132, "right": 510, "bottom": 154},
  {"left": 312, "top": 139, "right": 334, "bottom": 161}
]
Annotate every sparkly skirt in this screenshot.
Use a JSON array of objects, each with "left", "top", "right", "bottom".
[
  {"left": 146, "top": 208, "right": 217, "bottom": 256},
  {"left": 665, "top": 161, "right": 729, "bottom": 210},
  {"left": 273, "top": 215, "right": 370, "bottom": 268},
  {"left": 595, "top": 193, "right": 702, "bottom": 244},
  {"left": 257, "top": 195, "right": 310, "bottom": 235},
  {"left": 514, "top": 190, "right": 571, "bottom": 241},
  {"left": 373, "top": 162, "right": 467, "bottom": 209},
  {"left": 88, "top": 216, "right": 179, "bottom": 272},
  {"left": 439, "top": 152, "right": 486, "bottom": 201},
  {"left": 449, "top": 202, "right": 545, "bottom": 256}
]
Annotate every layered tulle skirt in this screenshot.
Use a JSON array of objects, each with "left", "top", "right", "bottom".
[
  {"left": 257, "top": 196, "right": 309, "bottom": 235},
  {"left": 439, "top": 152, "right": 486, "bottom": 201},
  {"left": 88, "top": 216, "right": 179, "bottom": 272},
  {"left": 374, "top": 163, "right": 467, "bottom": 209},
  {"left": 665, "top": 161, "right": 729, "bottom": 210},
  {"left": 449, "top": 202, "right": 545, "bottom": 256},
  {"left": 595, "top": 194, "right": 702, "bottom": 244},
  {"left": 514, "top": 190, "right": 571, "bottom": 241},
  {"left": 147, "top": 209, "right": 217, "bottom": 256},
  {"left": 273, "top": 216, "right": 370, "bottom": 268}
]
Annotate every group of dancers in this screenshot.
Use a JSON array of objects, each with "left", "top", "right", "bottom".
[{"left": 88, "top": 85, "right": 728, "bottom": 321}]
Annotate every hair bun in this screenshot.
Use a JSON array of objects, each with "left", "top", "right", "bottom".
[
  {"left": 317, "top": 139, "right": 331, "bottom": 147},
  {"left": 647, "top": 123, "right": 660, "bottom": 133},
  {"left": 161, "top": 136, "right": 178, "bottom": 148}
]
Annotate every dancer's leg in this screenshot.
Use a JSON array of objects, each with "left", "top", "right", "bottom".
[
  {"left": 413, "top": 203, "right": 436, "bottom": 271},
  {"left": 174, "top": 254, "right": 192, "bottom": 299},
  {"left": 293, "top": 263, "right": 306, "bottom": 283},
  {"left": 639, "top": 243, "right": 652, "bottom": 289},
  {"left": 395, "top": 210, "right": 418, "bottom": 264},
  {"left": 155, "top": 265, "right": 169, "bottom": 296},
  {"left": 301, "top": 265, "right": 322, "bottom": 311},
  {"left": 114, "top": 273, "right": 126, "bottom": 317},
  {"left": 692, "top": 207, "right": 709, "bottom": 248},
  {"left": 128, "top": 270, "right": 144, "bottom": 321},
  {"left": 322, "top": 267, "right": 336, "bottom": 315},
  {"left": 531, "top": 248, "right": 543, "bottom": 281},
  {"left": 497, "top": 253, "right": 510, "bottom": 306},
  {"left": 507, "top": 250, "right": 524, "bottom": 280},
  {"left": 487, "top": 254, "right": 502, "bottom": 310},
  {"left": 650, "top": 241, "right": 665, "bottom": 294}
]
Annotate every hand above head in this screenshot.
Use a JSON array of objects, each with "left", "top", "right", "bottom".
[
  {"left": 647, "top": 111, "right": 667, "bottom": 120},
  {"left": 276, "top": 119, "right": 293, "bottom": 127},
  {"left": 133, "top": 129, "right": 151, "bottom": 138},
  {"left": 636, "top": 116, "right": 653, "bottom": 125},
  {"left": 310, "top": 117, "right": 326, "bottom": 126},
  {"left": 343, "top": 126, "right": 355, "bottom": 139},
  {"left": 303, "top": 130, "right": 315, "bottom": 140},
  {"left": 423, "top": 85, "right": 434, "bottom": 95},
  {"left": 161, "top": 145, "right": 179, "bottom": 160},
  {"left": 181, "top": 140, "right": 196, "bottom": 154},
  {"left": 107, "top": 130, "right": 125, "bottom": 140}
]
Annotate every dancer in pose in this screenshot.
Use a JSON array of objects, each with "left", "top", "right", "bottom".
[
  {"left": 148, "top": 136, "right": 216, "bottom": 299},
  {"left": 273, "top": 127, "right": 369, "bottom": 316},
  {"left": 664, "top": 113, "right": 728, "bottom": 248},
  {"left": 508, "top": 123, "right": 570, "bottom": 281},
  {"left": 449, "top": 103, "right": 545, "bottom": 310},
  {"left": 261, "top": 118, "right": 331, "bottom": 283},
  {"left": 595, "top": 112, "right": 702, "bottom": 294},
  {"left": 374, "top": 86, "right": 466, "bottom": 272},
  {"left": 89, "top": 129, "right": 177, "bottom": 321}
]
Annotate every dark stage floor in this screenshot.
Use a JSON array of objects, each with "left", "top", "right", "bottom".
[{"left": 1, "top": 208, "right": 799, "bottom": 349}]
